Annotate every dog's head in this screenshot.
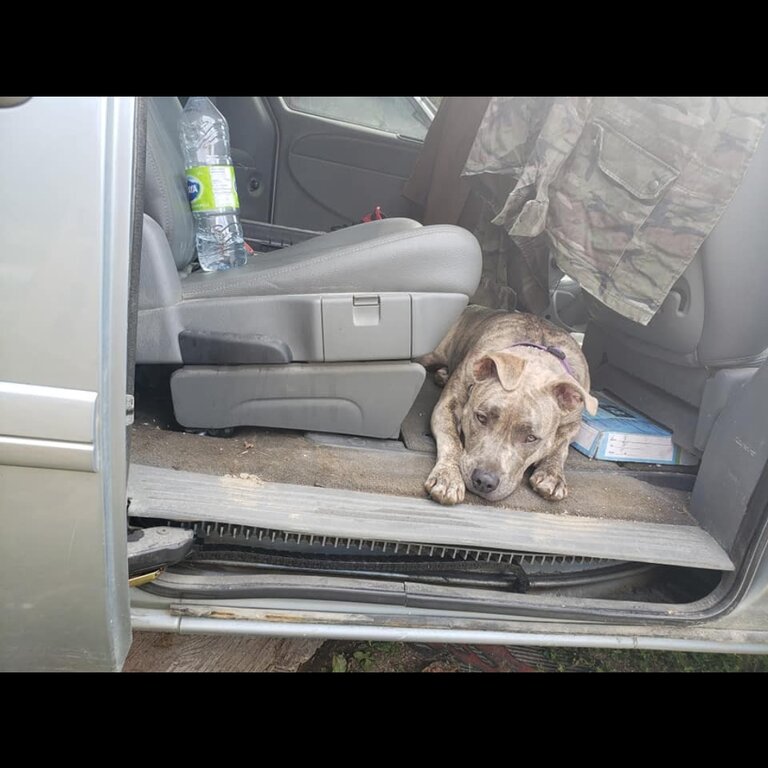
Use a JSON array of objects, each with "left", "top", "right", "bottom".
[{"left": 457, "top": 350, "right": 598, "bottom": 501}]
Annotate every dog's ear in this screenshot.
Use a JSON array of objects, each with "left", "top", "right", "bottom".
[
  {"left": 473, "top": 353, "right": 527, "bottom": 391},
  {"left": 551, "top": 379, "right": 599, "bottom": 416}
]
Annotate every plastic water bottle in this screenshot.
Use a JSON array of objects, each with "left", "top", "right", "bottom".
[{"left": 179, "top": 97, "right": 247, "bottom": 271}]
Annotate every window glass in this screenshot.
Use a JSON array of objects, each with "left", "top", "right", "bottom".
[{"left": 284, "top": 96, "right": 431, "bottom": 139}]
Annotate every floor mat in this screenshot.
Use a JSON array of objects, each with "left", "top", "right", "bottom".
[{"left": 400, "top": 376, "right": 440, "bottom": 453}]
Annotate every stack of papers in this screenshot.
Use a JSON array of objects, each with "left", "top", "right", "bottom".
[{"left": 572, "top": 392, "right": 698, "bottom": 465}]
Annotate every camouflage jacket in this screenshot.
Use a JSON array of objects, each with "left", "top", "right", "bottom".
[{"left": 462, "top": 97, "right": 768, "bottom": 325}]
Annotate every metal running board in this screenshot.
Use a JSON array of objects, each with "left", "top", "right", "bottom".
[{"left": 127, "top": 464, "right": 734, "bottom": 572}]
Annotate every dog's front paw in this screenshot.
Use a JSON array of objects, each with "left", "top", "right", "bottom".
[
  {"left": 433, "top": 367, "right": 450, "bottom": 388},
  {"left": 425, "top": 464, "right": 466, "bottom": 505},
  {"left": 530, "top": 468, "right": 568, "bottom": 501}
]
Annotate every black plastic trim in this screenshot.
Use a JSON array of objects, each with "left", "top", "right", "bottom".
[{"left": 178, "top": 330, "right": 292, "bottom": 364}]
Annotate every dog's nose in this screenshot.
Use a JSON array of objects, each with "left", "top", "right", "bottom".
[{"left": 471, "top": 468, "right": 500, "bottom": 494}]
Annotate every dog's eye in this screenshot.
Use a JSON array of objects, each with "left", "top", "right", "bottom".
[
  {"left": 525, "top": 434, "right": 539, "bottom": 443},
  {"left": 475, "top": 411, "right": 487, "bottom": 425}
]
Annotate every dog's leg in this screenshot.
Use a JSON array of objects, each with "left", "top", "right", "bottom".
[
  {"left": 425, "top": 380, "right": 467, "bottom": 506},
  {"left": 414, "top": 351, "right": 441, "bottom": 368},
  {"left": 530, "top": 422, "right": 580, "bottom": 501}
]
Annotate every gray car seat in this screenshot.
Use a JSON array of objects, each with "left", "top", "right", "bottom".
[
  {"left": 137, "top": 97, "right": 482, "bottom": 438},
  {"left": 582, "top": 128, "right": 768, "bottom": 456}
]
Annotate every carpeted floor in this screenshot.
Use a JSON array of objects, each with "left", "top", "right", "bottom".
[{"left": 131, "top": 379, "right": 693, "bottom": 526}]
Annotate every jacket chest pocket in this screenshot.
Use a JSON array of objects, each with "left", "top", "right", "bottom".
[{"left": 548, "top": 119, "right": 680, "bottom": 276}]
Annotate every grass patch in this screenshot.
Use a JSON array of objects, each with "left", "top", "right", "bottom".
[
  {"left": 306, "top": 640, "right": 768, "bottom": 673},
  {"left": 539, "top": 646, "right": 768, "bottom": 673}
]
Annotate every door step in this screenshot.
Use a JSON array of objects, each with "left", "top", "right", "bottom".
[{"left": 127, "top": 464, "right": 734, "bottom": 572}]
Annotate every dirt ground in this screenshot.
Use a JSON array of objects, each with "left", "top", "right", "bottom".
[
  {"left": 124, "top": 631, "right": 322, "bottom": 673},
  {"left": 124, "top": 633, "right": 768, "bottom": 673},
  {"left": 301, "top": 640, "right": 768, "bottom": 673}
]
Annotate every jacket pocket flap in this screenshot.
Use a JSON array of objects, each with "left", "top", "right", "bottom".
[{"left": 594, "top": 120, "right": 679, "bottom": 201}]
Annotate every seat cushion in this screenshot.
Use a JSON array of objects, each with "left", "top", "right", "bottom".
[
  {"left": 180, "top": 218, "right": 482, "bottom": 300},
  {"left": 145, "top": 97, "right": 196, "bottom": 271}
]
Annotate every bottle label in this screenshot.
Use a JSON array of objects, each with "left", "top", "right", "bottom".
[{"left": 185, "top": 165, "right": 240, "bottom": 212}]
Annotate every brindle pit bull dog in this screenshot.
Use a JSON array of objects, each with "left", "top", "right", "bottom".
[{"left": 417, "top": 306, "right": 598, "bottom": 506}]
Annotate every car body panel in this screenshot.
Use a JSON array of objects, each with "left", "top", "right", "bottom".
[{"left": 0, "top": 96, "right": 134, "bottom": 671}]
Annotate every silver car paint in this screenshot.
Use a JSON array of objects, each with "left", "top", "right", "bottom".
[{"left": 0, "top": 97, "right": 134, "bottom": 671}]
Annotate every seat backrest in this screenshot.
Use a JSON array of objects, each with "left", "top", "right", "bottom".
[
  {"left": 697, "top": 125, "right": 768, "bottom": 367},
  {"left": 586, "top": 127, "right": 768, "bottom": 369},
  {"left": 145, "top": 97, "right": 195, "bottom": 271}
]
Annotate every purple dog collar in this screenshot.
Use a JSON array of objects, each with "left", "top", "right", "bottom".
[{"left": 508, "top": 342, "right": 576, "bottom": 378}]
